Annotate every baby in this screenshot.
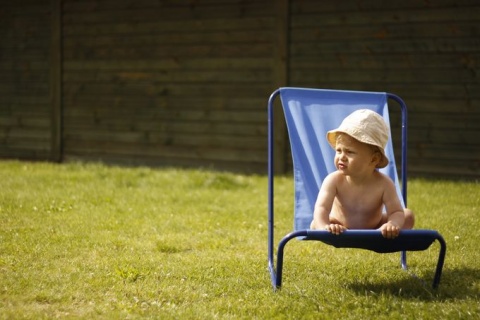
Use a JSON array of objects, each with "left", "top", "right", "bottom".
[{"left": 310, "top": 109, "right": 414, "bottom": 239}]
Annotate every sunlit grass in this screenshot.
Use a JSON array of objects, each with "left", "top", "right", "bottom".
[{"left": 0, "top": 160, "right": 478, "bottom": 319}]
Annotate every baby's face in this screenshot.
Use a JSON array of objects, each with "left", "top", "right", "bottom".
[{"left": 334, "top": 134, "right": 379, "bottom": 172}]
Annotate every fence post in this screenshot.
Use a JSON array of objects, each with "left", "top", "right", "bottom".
[
  {"left": 272, "top": 0, "right": 290, "bottom": 173},
  {"left": 50, "top": 0, "right": 62, "bottom": 162}
]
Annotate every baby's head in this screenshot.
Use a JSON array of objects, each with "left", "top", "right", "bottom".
[{"left": 327, "top": 109, "right": 390, "bottom": 168}]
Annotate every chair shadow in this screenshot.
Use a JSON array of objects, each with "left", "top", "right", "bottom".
[{"left": 346, "top": 267, "right": 480, "bottom": 301}]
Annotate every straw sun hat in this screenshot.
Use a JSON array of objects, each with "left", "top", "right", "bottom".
[{"left": 327, "top": 109, "right": 390, "bottom": 168}]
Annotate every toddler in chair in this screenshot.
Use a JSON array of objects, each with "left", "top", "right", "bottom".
[{"left": 310, "top": 109, "right": 414, "bottom": 239}]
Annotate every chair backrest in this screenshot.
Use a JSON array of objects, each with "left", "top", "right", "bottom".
[{"left": 278, "top": 88, "right": 405, "bottom": 231}]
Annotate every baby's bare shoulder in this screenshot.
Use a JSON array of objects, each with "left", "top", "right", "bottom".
[
  {"left": 320, "top": 171, "right": 345, "bottom": 192},
  {"left": 327, "top": 171, "right": 346, "bottom": 184},
  {"left": 374, "top": 171, "right": 395, "bottom": 186}
]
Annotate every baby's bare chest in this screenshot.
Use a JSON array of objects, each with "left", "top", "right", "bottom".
[{"left": 335, "top": 185, "right": 383, "bottom": 213}]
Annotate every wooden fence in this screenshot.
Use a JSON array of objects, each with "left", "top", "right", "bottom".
[{"left": 0, "top": 0, "right": 479, "bottom": 178}]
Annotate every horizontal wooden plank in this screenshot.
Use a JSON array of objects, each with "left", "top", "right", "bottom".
[
  {"left": 0, "top": 117, "right": 19, "bottom": 126},
  {"left": 64, "top": 120, "right": 267, "bottom": 137},
  {"left": 62, "top": 83, "right": 273, "bottom": 98},
  {"left": 408, "top": 112, "right": 480, "bottom": 130},
  {"left": 0, "top": 84, "right": 49, "bottom": 96},
  {"left": 0, "top": 43, "right": 49, "bottom": 54},
  {"left": 0, "top": 139, "right": 51, "bottom": 160},
  {"left": 0, "top": 116, "right": 50, "bottom": 128},
  {"left": 409, "top": 156, "right": 480, "bottom": 172},
  {"left": 291, "top": 0, "right": 479, "bottom": 13},
  {"left": 63, "top": 0, "right": 269, "bottom": 12},
  {"left": 64, "top": 130, "right": 145, "bottom": 144},
  {"left": 408, "top": 127, "right": 479, "bottom": 146},
  {"left": 404, "top": 99, "right": 479, "bottom": 113},
  {"left": 62, "top": 69, "right": 271, "bottom": 83},
  {"left": 0, "top": 61, "right": 49, "bottom": 71},
  {"left": 291, "top": 7, "right": 480, "bottom": 27},
  {"left": 0, "top": 147, "right": 51, "bottom": 160},
  {"left": 63, "top": 130, "right": 265, "bottom": 150},
  {"left": 63, "top": 107, "right": 265, "bottom": 124},
  {"left": 0, "top": 136, "right": 50, "bottom": 147},
  {"left": 0, "top": 81, "right": 48, "bottom": 90},
  {"left": 286, "top": 82, "right": 480, "bottom": 100},
  {"left": 290, "top": 53, "right": 480, "bottom": 70},
  {"left": 63, "top": 29, "right": 272, "bottom": 46},
  {"left": 291, "top": 38, "right": 480, "bottom": 56},
  {"left": 0, "top": 97, "right": 50, "bottom": 106},
  {"left": 1, "top": 28, "right": 50, "bottom": 40},
  {"left": 0, "top": 0, "right": 49, "bottom": 8},
  {"left": 63, "top": 4, "right": 271, "bottom": 25},
  {"left": 0, "top": 3, "right": 49, "bottom": 18},
  {"left": 63, "top": 44, "right": 272, "bottom": 59},
  {"left": 0, "top": 71, "right": 49, "bottom": 82},
  {"left": 291, "top": 68, "right": 477, "bottom": 85},
  {"left": 63, "top": 17, "right": 274, "bottom": 35},
  {"left": 148, "top": 132, "right": 265, "bottom": 150},
  {"left": 0, "top": 103, "right": 50, "bottom": 115},
  {"left": 0, "top": 50, "right": 49, "bottom": 62},
  {"left": 63, "top": 58, "right": 273, "bottom": 71},
  {"left": 62, "top": 96, "right": 265, "bottom": 111},
  {"left": 1, "top": 127, "right": 50, "bottom": 140},
  {"left": 291, "top": 21, "right": 479, "bottom": 42},
  {"left": 409, "top": 144, "right": 480, "bottom": 161}
]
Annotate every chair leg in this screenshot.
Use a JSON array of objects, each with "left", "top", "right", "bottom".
[
  {"left": 432, "top": 236, "right": 447, "bottom": 289},
  {"left": 401, "top": 250, "right": 407, "bottom": 270},
  {"left": 272, "top": 231, "right": 308, "bottom": 290},
  {"left": 401, "top": 240, "right": 446, "bottom": 289},
  {"left": 274, "top": 238, "right": 288, "bottom": 289},
  {"left": 268, "top": 262, "right": 278, "bottom": 290},
  {"left": 268, "top": 236, "right": 287, "bottom": 290}
]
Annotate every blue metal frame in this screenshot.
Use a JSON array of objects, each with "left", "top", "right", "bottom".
[
  {"left": 386, "top": 93, "right": 409, "bottom": 270},
  {"left": 267, "top": 89, "right": 279, "bottom": 287},
  {"left": 267, "top": 88, "right": 446, "bottom": 290}
]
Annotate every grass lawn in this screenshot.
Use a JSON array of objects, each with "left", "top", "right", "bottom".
[{"left": 0, "top": 160, "right": 479, "bottom": 319}]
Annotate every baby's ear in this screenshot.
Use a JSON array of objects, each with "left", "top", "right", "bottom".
[{"left": 371, "top": 151, "right": 382, "bottom": 166}]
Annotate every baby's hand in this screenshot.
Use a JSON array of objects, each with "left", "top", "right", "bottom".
[
  {"left": 324, "top": 224, "right": 346, "bottom": 235},
  {"left": 380, "top": 222, "right": 400, "bottom": 239}
]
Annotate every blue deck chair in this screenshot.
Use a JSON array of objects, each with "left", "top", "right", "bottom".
[{"left": 267, "top": 87, "right": 446, "bottom": 290}]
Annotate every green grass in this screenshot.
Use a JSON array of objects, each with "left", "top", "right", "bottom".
[{"left": 0, "top": 160, "right": 478, "bottom": 319}]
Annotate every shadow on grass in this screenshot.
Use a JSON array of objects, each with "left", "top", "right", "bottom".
[{"left": 346, "top": 267, "right": 480, "bottom": 301}]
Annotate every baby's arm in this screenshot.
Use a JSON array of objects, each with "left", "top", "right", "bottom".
[
  {"left": 380, "top": 178, "right": 405, "bottom": 239},
  {"left": 311, "top": 173, "right": 345, "bottom": 234}
]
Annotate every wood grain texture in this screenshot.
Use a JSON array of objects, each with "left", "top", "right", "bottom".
[{"left": 1, "top": 0, "right": 478, "bottom": 178}]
